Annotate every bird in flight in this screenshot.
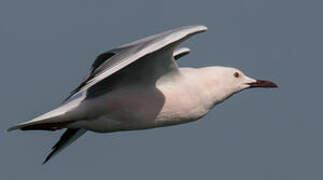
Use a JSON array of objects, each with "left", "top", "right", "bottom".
[{"left": 7, "top": 25, "right": 277, "bottom": 164}]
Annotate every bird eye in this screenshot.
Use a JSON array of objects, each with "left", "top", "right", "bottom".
[{"left": 234, "top": 72, "right": 240, "bottom": 78}]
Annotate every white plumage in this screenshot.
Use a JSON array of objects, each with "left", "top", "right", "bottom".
[{"left": 7, "top": 25, "right": 277, "bottom": 164}]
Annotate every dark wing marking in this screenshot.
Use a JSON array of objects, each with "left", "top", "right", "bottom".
[
  {"left": 91, "top": 52, "right": 116, "bottom": 73},
  {"left": 64, "top": 51, "right": 116, "bottom": 101},
  {"left": 173, "top": 47, "right": 190, "bottom": 60},
  {"left": 43, "top": 128, "right": 86, "bottom": 164}
]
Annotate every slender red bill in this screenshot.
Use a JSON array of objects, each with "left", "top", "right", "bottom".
[{"left": 248, "top": 80, "right": 278, "bottom": 88}]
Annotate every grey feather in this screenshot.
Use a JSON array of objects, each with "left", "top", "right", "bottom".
[{"left": 65, "top": 25, "right": 207, "bottom": 101}]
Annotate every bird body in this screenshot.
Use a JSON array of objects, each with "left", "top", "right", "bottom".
[
  {"left": 68, "top": 67, "right": 213, "bottom": 132},
  {"left": 8, "top": 25, "right": 277, "bottom": 163}
]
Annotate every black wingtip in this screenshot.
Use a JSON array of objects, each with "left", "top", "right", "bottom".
[
  {"left": 42, "top": 145, "right": 58, "bottom": 165},
  {"left": 42, "top": 128, "right": 82, "bottom": 165},
  {"left": 42, "top": 155, "right": 51, "bottom": 165}
]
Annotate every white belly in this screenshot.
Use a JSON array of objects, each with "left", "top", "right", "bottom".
[{"left": 70, "top": 83, "right": 210, "bottom": 133}]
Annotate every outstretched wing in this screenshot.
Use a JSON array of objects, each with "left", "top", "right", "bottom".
[{"left": 65, "top": 25, "right": 207, "bottom": 101}]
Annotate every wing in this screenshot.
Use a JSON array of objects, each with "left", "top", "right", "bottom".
[
  {"left": 173, "top": 47, "right": 190, "bottom": 60},
  {"left": 65, "top": 25, "right": 207, "bottom": 101}
]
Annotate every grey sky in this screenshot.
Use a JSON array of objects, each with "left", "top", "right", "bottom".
[{"left": 1, "top": 0, "right": 322, "bottom": 179}]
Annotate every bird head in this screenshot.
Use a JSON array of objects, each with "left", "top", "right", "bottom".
[{"left": 201, "top": 66, "right": 277, "bottom": 104}]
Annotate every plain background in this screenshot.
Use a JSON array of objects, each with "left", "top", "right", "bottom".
[{"left": 1, "top": 0, "right": 322, "bottom": 179}]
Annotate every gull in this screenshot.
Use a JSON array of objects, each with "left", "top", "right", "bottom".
[{"left": 7, "top": 25, "right": 277, "bottom": 164}]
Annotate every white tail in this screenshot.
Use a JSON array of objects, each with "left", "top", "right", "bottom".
[{"left": 7, "top": 97, "right": 83, "bottom": 132}]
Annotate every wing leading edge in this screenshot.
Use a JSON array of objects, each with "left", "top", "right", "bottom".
[{"left": 65, "top": 25, "right": 207, "bottom": 101}]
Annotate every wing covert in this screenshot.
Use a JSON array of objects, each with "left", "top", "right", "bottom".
[{"left": 65, "top": 25, "right": 207, "bottom": 101}]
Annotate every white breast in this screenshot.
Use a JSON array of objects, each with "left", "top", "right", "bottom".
[
  {"left": 72, "top": 68, "right": 213, "bottom": 132},
  {"left": 155, "top": 69, "right": 212, "bottom": 127}
]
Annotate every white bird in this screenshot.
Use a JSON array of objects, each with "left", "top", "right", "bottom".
[{"left": 7, "top": 25, "right": 277, "bottom": 164}]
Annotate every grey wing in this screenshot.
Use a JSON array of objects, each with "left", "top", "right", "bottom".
[
  {"left": 173, "top": 47, "right": 190, "bottom": 60},
  {"left": 65, "top": 25, "right": 207, "bottom": 101}
]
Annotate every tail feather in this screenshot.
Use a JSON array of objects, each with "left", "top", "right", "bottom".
[
  {"left": 7, "top": 97, "right": 84, "bottom": 132},
  {"left": 7, "top": 111, "right": 70, "bottom": 132},
  {"left": 6, "top": 97, "right": 86, "bottom": 164},
  {"left": 7, "top": 121, "right": 74, "bottom": 132},
  {"left": 43, "top": 128, "right": 87, "bottom": 164}
]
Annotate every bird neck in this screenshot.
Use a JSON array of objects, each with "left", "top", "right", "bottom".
[{"left": 197, "top": 67, "right": 235, "bottom": 106}]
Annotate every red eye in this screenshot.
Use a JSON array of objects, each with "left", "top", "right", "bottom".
[{"left": 234, "top": 72, "right": 240, "bottom": 78}]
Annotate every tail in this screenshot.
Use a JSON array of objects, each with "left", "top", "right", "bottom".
[
  {"left": 6, "top": 97, "right": 86, "bottom": 164},
  {"left": 43, "top": 128, "right": 87, "bottom": 164},
  {"left": 7, "top": 97, "right": 83, "bottom": 132}
]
